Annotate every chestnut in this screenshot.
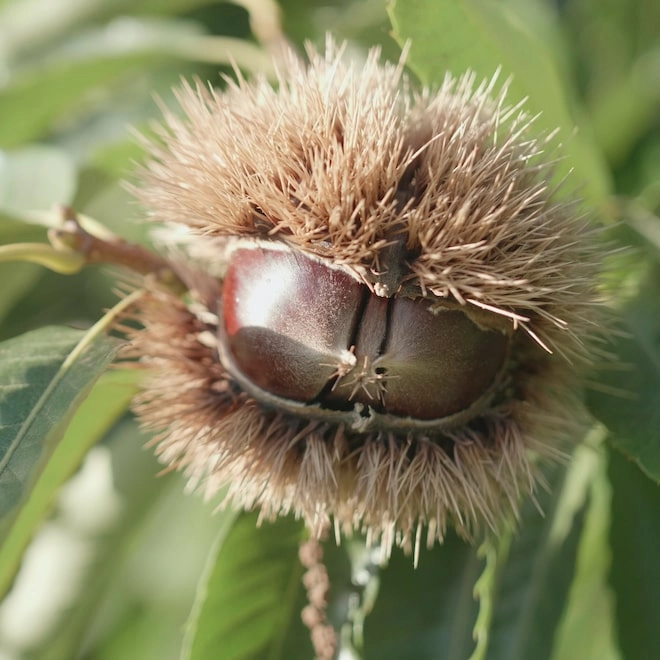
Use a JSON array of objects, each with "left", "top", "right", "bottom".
[
  {"left": 220, "top": 246, "right": 510, "bottom": 427},
  {"left": 129, "top": 39, "right": 604, "bottom": 556}
]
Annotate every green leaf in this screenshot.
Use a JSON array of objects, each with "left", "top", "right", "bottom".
[
  {"left": 364, "top": 533, "right": 482, "bottom": 660},
  {"left": 0, "top": 145, "right": 78, "bottom": 214},
  {"left": 608, "top": 445, "right": 660, "bottom": 659},
  {"left": 0, "top": 216, "right": 47, "bottom": 324},
  {"left": 38, "top": 419, "right": 173, "bottom": 660},
  {"left": 586, "top": 262, "right": 660, "bottom": 483},
  {"left": 0, "top": 325, "right": 122, "bottom": 535},
  {"left": 387, "top": 0, "right": 611, "bottom": 210},
  {"left": 552, "top": 442, "right": 621, "bottom": 660},
  {"left": 182, "top": 511, "right": 307, "bottom": 660},
  {"left": 0, "top": 262, "right": 41, "bottom": 323},
  {"left": 0, "top": 368, "right": 138, "bottom": 598},
  {"left": 471, "top": 457, "right": 589, "bottom": 660},
  {"left": 91, "top": 603, "right": 175, "bottom": 660},
  {"left": 0, "top": 53, "right": 161, "bottom": 148},
  {"left": 43, "top": 425, "right": 217, "bottom": 660},
  {"left": 90, "top": 138, "right": 149, "bottom": 180}
]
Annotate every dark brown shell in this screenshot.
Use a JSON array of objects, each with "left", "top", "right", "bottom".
[{"left": 221, "top": 246, "right": 510, "bottom": 424}]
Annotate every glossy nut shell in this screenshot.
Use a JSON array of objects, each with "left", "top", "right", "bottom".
[{"left": 221, "top": 247, "right": 510, "bottom": 422}]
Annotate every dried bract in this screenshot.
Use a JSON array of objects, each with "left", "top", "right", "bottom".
[{"left": 127, "top": 39, "right": 603, "bottom": 557}]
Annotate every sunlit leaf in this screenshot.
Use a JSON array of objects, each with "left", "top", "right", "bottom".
[
  {"left": 182, "top": 512, "right": 306, "bottom": 660},
  {"left": 0, "top": 368, "right": 138, "bottom": 598},
  {"left": 387, "top": 0, "right": 611, "bottom": 210},
  {"left": 37, "top": 418, "right": 177, "bottom": 660},
  {"left": 0, "top": 54, "right": 161, "bottom": 148},
  {"left": 0, "top": 145, "right": 77, "bottom": 214},
  {"left": 0, "top": 326, "right": 121, "bottom": 535},
  {"left": 90, "top": 139, "right": 149, "bottom": 180}
]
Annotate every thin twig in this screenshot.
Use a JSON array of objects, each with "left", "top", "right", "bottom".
[
  {"left": 299, "top": 536, "right": 338, "bottom": 660},
  {"left": 48, "top": 206, "right": 187, "bottom": 294}
]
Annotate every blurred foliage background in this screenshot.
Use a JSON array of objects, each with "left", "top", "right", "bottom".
[{"left": 0, "top": 0, "right": 658, "bottom": 659}]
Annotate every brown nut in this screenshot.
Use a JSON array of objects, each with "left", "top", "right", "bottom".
[{"left": 221, "top": 246, "right": 509, "bottom": 423}]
